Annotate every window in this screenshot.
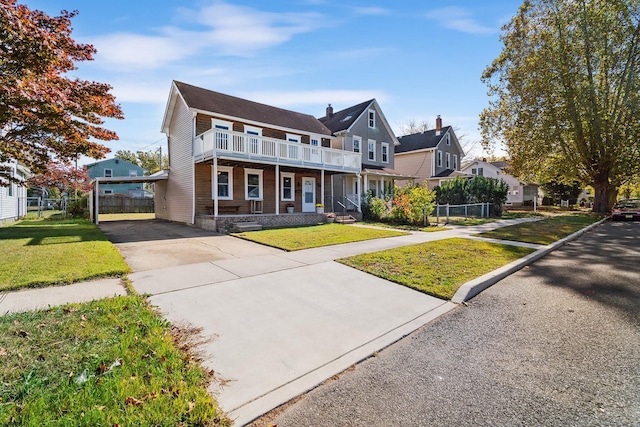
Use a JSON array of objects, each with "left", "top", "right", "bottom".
[
  {"left": 437, "top": 151, "right": 442, "bottom": 168},
  {"left": 512, "top": 185, "right": 519, "bottom": 195},
  {"left": 368, "top": 109, "right": 376, "bottom": 128},
  {"left": 286, "top": 133, "right": 301, "bottom": 143},
  {"left": 215, "top": 166, "right": 233, "bottom": 200},
  {"left": 368, "top": 139, "right": 376, "bottom": 161},
  {"left": 446, "top": 153, "right": 451, "bottom": 169},
  {"left": 104, "top": 189, "right": 113, "bottom": 195},
  {"left": 446, "top": 134, "right": 451, "bottom": 145},
  {"left": 310, "top": 137, "right": 319, "bottom": 146},
  {"left": 353, "top": 136, "right": 361, "bottom": 153},
  {"left": 369, "top": 180, "right": 378, "bottom": 198},
  {"left": 212, "top": 119, "right": 233, "bottom": 150},
  {"left": 381, "top": 142, "right": 389, "bottom": 163},
  {"left": 129, "top": 170, "right": 138, "bottom": 177},
  {"left": 478, "top": 167, "right": 484, "bottom": 176},
  {"left": 104, "top": 168, "right": 113, "bottom": 178},
  {"left": 281, "top": 172, "right": 295, "bottom": 201},
  {"left": 245, "top": 126, "right": 262, "bottom": 155},
  {"left": 453, "top": 154, "right": 458, "bottom": 170},
  {"left": 471, "top": 167, "right": 483, "bottom": 176},
  {"left": 244, "top": 168, "right": 263, "bottom": 200}
]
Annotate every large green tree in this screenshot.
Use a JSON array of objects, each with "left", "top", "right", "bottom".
[
  {"left": 115, "top": 149, "right": 168, "bottom": 175},
  {"left": 0, "top": 0, "right": 122, "bottom": 185},
  {"left": 480, "top": 0, "right": 640, "bottom": 213}
]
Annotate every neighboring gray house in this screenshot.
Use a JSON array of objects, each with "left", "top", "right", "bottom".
[
  {"left": 460, "top": 159, "right": 539, "bottom": 206},
  {"left": 86, "top": 158, "right": 146, "bottom": 196},
  {"left": 0, "top": 161, "right": 29, "bottom": 224},
  {"left": 394, "top": 116, "right": 466, "bottom": 189},
  {"left": 319, "top": 100, "right": 414, "bottom": 211}
]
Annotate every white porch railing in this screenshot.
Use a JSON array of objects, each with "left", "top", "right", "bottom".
[{"left": 194, "top": 128, "right": 360, "bottom": 173}]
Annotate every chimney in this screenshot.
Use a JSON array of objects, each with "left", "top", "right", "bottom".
[
  {"left": 326, "top": 104, "right": 333, "bottom": 117},
  {"left": 435, "top": 115, "right": 442, "bottom": 136}
]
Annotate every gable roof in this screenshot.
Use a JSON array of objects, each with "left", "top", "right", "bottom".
[
  {"left": 395, "top": 126, "right": 453, "bottom": 154},
  {"left": 85, "top": 157, "right": 144, "bottom": 171},
  {"left": 318, "top": 99, "right": 374, "bottom": 133},
  {"left": 164, "top": 81, "right": 332, "bottom": 136}
]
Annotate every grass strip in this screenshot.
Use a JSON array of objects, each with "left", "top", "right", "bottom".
[
  {"left": 232, "top": 223, "right": 407, "bottom": 251},
  {"left": 337, "top": 238, "right": 534, "bottom": 299},
  {"left": 0, "top": 296, "right": 228, "bottom": 426},
  {"left": 0, "top": 218, "right": 131, "bottom": 291},
  {"left": 475, "top": 214, "right": 601, "bottom": 245}
]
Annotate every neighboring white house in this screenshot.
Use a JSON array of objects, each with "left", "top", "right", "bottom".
[
  {"left": 460, "top": 159, "right": 539, "bottom": 206},
  {"left": 0, "top": 161, "right": 30, "bottom": 224}
]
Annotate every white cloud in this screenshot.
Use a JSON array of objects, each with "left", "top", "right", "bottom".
[
  {"left": 354, "top": 7, "right": 390, "bottom": 16},
  {"left": 426, "top": 7, "right": 495, "bottom": 35},
  {"left": 242, "top": 90, "right": 390, "bottom": 108}
]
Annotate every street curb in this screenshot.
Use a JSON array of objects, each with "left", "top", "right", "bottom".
[{"left": 451, "top": 217, "right": 608, "bottom": 303}]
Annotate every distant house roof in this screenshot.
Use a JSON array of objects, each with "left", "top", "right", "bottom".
[
  {"left": 433, "top": 168, "right": 456, "bottom": 178},
  {"left": 85, "top": 157, "right": 143, "bottom": 171},
  {"left": 395, "top": 126, "right": 453, "bottom": 154},
  {"left": 361, "top": 164, "right": 417, "bottom": 179},
  {"left": 490, "top": 161, "right": 508, "bottom": 170},
  {"left": 318, "top": 99, "right": 374, "bottom": 133},
  {"left": 171, "top": 81, "right": 332, "bottom": 136}
]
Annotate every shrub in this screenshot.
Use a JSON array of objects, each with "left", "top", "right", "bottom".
[{"left": 67, "top": 195, "right": 88, "bottom": 218}]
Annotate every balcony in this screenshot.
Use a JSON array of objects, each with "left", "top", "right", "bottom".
[{"left": 194, "top": 128, "right": 361, "bottom": 173}]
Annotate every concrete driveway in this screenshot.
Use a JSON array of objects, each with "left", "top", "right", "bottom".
[{"left": 99, "top": 219, "right": 455, "bottom": 425}]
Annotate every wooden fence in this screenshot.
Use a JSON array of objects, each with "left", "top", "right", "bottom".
[{"left": 98, "top": 194, "right": 154, "bottom": 214}]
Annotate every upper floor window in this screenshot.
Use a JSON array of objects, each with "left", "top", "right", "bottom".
[
  {"left": 446, "top": 153, "right": 451, "bottom": 169},
  {"left": 286, "top": 133, "right": 301, "bottom": 143},
  {"left": 310, "top": 137, "right": 320, "bottom": 146},
  {"left": 129, "top": 170, "right": 138, "bottom": 177},
  {"left": 215, "top": 166, "right": 233, "bottom": 200},
  {"left": 212, "top": 119, "right": 233, "bottom": 150},
  {"left": 368, "top": 109, "right": 375, "bottom": 128},
  {"left": 353, "top": 136, "right": 361, "bottom": 153},
  {"left": 381, "top": 142, "right": 389, "bottom": 163},
  {"left": 453, "top": 154, "right": 458, "bottom": 170},
  {"left": 437, "top": 151, "right": 442, "bottom": 168},
  {"left": 103, "top": 189, "right": 113, "bottom": 195},
  {"left": 471, "top": 167, "right": 484, "bottom": 176},
  {"left": 104, "top": 169, "right": 113, "bottom": 178},
  {"left": 368, "top": 139, "right": 376, "bottom": 161},
  {"left": 446, "top": 134, "right": 451, "bottom": 145}
]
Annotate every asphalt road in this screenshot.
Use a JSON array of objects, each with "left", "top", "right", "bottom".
[{"left": 258, "top": 220, "right": 640, "bottom": 427}]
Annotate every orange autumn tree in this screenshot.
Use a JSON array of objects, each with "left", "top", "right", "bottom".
[{"left": 0, "top": 0, "right": 123, "bottom": 185}]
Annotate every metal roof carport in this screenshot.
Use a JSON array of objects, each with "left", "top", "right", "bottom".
[{"left": 90, "top": 170, "right": 169, "bottom": 224}]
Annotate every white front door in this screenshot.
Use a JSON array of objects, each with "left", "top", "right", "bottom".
[{"left": 302, "top": 177, "right": 316, "bottom": 212}]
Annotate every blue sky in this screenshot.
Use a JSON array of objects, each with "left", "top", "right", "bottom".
[{"left": 26, "top": 0, "right": 522, "bottom": 164}]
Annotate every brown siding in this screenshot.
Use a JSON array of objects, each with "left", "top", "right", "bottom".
[{"left": 160, "top": 99, "right": 194, "bottom": 223}]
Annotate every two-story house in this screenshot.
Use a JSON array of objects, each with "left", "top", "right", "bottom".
[
  {"left": 0, "top": 161, "right": 29, "bottom": 223},
  {"left": 460, "top": 159, "right": 539, "bottom": 206},
  {"left": 394, "top": 116, "right": 466, "bottom": 189},
  {"left": 86, "top": 158, "right": 147, "bottom": 196},
  {"left": 157, "top": 81, "right": 360, "bottom": 231},
  {"left": 319, "top": 100, "right": 414, "bottom": 211}
]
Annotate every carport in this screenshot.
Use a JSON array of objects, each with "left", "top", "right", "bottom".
[{"left": 90, "top": 170, "right": 168, "bottom": 224}]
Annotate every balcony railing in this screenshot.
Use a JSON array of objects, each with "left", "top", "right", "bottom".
[{"left": 194, "top": 128, "right": 361, "bottom": 173}]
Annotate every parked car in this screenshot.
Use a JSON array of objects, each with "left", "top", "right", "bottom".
[{"left": 611, "top": 199, "right": 640, "bottom": 221}]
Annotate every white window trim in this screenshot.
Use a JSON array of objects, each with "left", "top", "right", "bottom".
[
  {"left": 286, "top": 133, "right": 301, "bottom": 143},
  {"left": 310, "top": 135, "right": 321, "bottom": 146},
  {"left": 368, "top": 139, "right": 376, "bottom": 162},
  {"left": 453, "top": 154, "right": 458, "bottom": 170},
  {"left": 215, "top": 166, "right": 233, "bottom": 200},
  {"left": 104, "top": 168, "right": 113, "bottom": 178},
  {"left": 352, "top": 136, "right": 361, "bottom": 153},
  {"left": 381, "top": 142, "right": 389, "bottom": 163},
  {"left": 212, "top": 118, "right": 233, "bottom": 130},
  {"left": 281, "top": 172, "right": 295, "bottom": 201},
  {"left": 244, "top": 125, "right": 262, "bottom": 136},
  {"left": 437, "top": 151, "right": 442, "bottom": 168},
  {"left": 129, "top": 170, "right": 138, "bottom": 177},
  {"left": 446, "top": 152, "right": 451, "bottom": 169},
  {"left": 368, "top": 109, "right": 376, "bottom": 128},
  {"left": 103, "top": 189, "right": 113, "bottom": 195},
  {"left": 244, "top": 168, "right": 263, "bottom": 200},
  {"left": 446, "top": 134, "right": 451, "bottom": 146}
]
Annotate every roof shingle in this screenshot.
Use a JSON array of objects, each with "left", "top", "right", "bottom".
[
  {"left": 318, "top": 100, "right": 374, "bottom": 134},
  {"left": 395, "top": 126, "right": 452, "bottom": 154}
]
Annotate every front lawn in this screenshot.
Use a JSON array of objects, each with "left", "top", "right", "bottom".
[
  {"left": 360, "top": 221, "right": 450, "bottom": 232},
  {"left": 475, "top": 214, "right": 602, "bottom": 245},
  {"left": 0, "top": 218, "right": 131, "bottom": 291},
  {"left": 337, "top": 238, "right": 535, "bottom": 299},
  {"left": 232, "top": 223, "right": 408, "bottom": 251},
  {"left": 0, "top": 296, "right": 228, "bottom": 426}
]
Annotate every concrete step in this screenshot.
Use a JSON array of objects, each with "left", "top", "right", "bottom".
[
  {"left": 232, "top": 222, "right": 263, "bottom": 232},
  {"left": 335, "top": 216, "right": 356, "bottom": 224}
]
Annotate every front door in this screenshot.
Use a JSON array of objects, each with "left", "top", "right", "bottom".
[{"left": 302, "top": 177, "right": 316, "bottom": 212}]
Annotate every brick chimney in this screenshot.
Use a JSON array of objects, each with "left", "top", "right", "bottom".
[
  {"left": 326, "top": 104, "right": 333, "bottom": 117},
  {"left": 435, "top": 115, "right": 442, "bottom": 136}
]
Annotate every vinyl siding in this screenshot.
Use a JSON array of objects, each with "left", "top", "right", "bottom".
[
  {"left": 160, "top": 98, "right": 194, "bottom": 224},
  {"left": 394, "top": 151, "right": 434, "bottom": 186},
  {"left": 348, "top": 104, "right": 396, "bottom": 168}
]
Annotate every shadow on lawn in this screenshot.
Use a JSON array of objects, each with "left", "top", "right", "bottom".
[{"left": 0, "top": 219, "right": 109, "bottom": 246}]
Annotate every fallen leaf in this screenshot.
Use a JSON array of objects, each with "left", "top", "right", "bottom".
[
  {"left": 186, "top": 400, "right": 196, "bottom": 413},
  {"left": 99, "top": 363, "right": 108, "bottom": 374},
  {"left": 0, "top": 348, "right": 7, "bottom": 356},
  {"left": 81, "top": 314, "right": 87, "bottom": 321},
  {"left": 125, "top": 397, "right": 142, "bottom": 406},
  {"left": 80, "top": 322, "right": 86, "bottom": 328},
  {"left": 13, "top": 320, "right": 19, "bottom": 325}
]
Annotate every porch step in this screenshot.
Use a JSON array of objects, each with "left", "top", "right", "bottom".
[
  {"left": 231, "top": 221, "right": 263, "bottom": 232},
  {"left": 335, "top": 215, "right": 356, "bottom": 224}
]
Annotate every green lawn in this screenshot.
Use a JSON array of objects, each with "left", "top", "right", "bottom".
[
  {"left": 232, "top": 223, "right": 408, "bottom": 251},
  {"left": 475, "top": 214, "right": 602, "bottom": 245},
  {"left": 360, "top": 221, "right": 450, "bottom": 232},
  {"left": 445, "top": 211, "right": 545, "bottom": 226},
  {"left": 337, "top": 238, "right": 535, "bottom": 299},
  {"left": 0, "top": 296, "right": 228, "bottom": 426},
  {"left": 0, "top": 218, "right": 131, "bottom": 291}
]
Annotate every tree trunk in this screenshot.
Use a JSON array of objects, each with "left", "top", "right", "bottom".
[{"left": 592, "top": 178, "right": 616, "bottom": 214}]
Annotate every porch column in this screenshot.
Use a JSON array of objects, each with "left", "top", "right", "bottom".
[
  {"left": 212, "top": 158, "right": 218, "bottom": 217},
  {"left": 275, "top": 164, "right": 280, "bottom": 215},
  {"left": 357, "top": 174, "right": 362, "bottom": 213},
  {"left": 321, "top": 169, "right": 325, "bottom": 209},
  {"left": 95, "top": 181, "right": 100, "bottom": 224}
]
